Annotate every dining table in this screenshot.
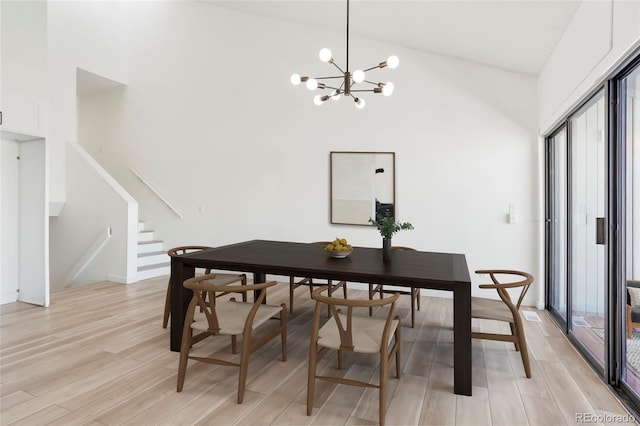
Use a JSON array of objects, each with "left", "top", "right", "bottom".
[{"left": 169, "top": 239, "right": 472, "bottom": 396}]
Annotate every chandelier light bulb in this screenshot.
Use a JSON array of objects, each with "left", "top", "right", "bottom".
[
  {"left": 382, "top": 82, "right": 394, "bottom": 96},
  {"left": 313, "top": 95, "right": 324, "bottom": 106},
  {"left": 386, "top": 55, "right": 399, "bottom": 69},
  {"left": 306, "top": 78, "right": 318, "bottom": 91},
  {"left": 319, "top": 48, "right": 333, "bottom": 63},
  {"left": 354, "top": 98, "right": 366, "bottom": 109},
  {"left": 290, "top": 73, "right": 301, "bottom": 86},
  {"left": 352, "top": 69, "right": 365, "bottom": 83},
  {"left": 331, "top": 90, "right": 341, "bottom": 101}
]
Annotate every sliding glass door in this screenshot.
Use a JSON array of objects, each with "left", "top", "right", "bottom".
[
  {"left": 569, "top": 94, "right": 607, "bottom": 367},
  {"left": 546, "top": 91, "right": 607, "bottom": 371},
  {"left": 547, "top": 127, "right": 568, "bottom": 321}
]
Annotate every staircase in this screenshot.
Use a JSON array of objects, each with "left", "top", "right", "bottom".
[{"left": 137, "top": 221, "right": 170, "bottom": 280}]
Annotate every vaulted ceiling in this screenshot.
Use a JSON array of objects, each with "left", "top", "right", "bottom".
[{"left": 205, "top": 0, "right": 582, "bottom": 76}]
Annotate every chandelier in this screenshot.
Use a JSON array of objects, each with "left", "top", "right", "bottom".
[{"left": 290, "top": 0, "right": 398, "bottom": 109}]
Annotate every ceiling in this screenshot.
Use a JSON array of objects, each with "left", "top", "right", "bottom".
[{"left": 203, "top": 0, "right": 582, "bottom": 76}]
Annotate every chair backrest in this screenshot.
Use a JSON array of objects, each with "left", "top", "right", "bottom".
[
  {"left": 183, "top": 274, "right": 276, "bottom": 335},
  {"left": 392, "top": 246, "right": 415, "bottom": 251},
  {"left": 168, "top": 246, "right": 213, "bottom": 257},
  {"left": 168, "top": 246, "right": 214, "bottom": 273},
  {"left": 475, "top": 269, "right": 533, "bottom": 312},
  {"left": 310, "top": 286, "right": 399, "bottom": 352}
]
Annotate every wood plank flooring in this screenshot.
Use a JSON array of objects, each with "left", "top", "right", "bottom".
[{"left": 0, "top": 277, "right": 636, "bottom": 425}]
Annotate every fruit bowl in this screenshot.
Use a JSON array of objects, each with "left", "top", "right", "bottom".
[
  {"left": 325, "top": 248, "right": 353, "bottom": 259},
  {"left": 324, "top": 238, "right": 353, "bottom": 259}
]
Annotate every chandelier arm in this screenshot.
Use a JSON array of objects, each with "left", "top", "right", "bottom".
[
  {"left": 313, "top": 76, "right": 347, "bottom": 80},
  {"left": 349, "top": 89, "right": 377, "bottom": 93},
  {"left": 362, "top": 80, "right": 384, "bottom": 85},
  {"left": 331, "top": 61, "right": 345, "bottom": 74},
  {"left": 363, "top": 64, "right": 383, "bottom": 72}
]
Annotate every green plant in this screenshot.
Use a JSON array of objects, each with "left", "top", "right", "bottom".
[{"left": 368, "top": 216, "right": 413, "bottom": 240}]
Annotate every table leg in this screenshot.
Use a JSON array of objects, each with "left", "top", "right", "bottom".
[
  {"left": 453, "top": 281, "right": 472, "bottom": 396},
  {"left": 170, "top": 257, "right": 195, "bottom": 352}
]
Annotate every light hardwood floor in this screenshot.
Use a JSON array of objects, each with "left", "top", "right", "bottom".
[{"left": 0, "top": 277, "right": 636, "bottom": 425}]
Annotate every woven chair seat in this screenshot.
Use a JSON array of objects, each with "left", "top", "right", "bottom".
[
  {"left": 471, "top": 297, "right": 515, "bottom": 323},
  {"left": 318, "top": 313, "right": 399, "bottom": 354},
  {"left": 191, "top": 301, "right": 283, "bottom": 335}
]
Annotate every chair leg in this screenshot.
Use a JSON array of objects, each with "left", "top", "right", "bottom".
[
  {"left": 410, "top": 289, "right": 416, "bottom": 328},
  {"left": 280, "top": 304, "right": 287, "bottom": 361},
  {"left": 307, "top": 341, "right": 318, "bottom": 415},
  {"left": 289, "top": 276, "right": 295, "bottom": 313},
  {"left": 415, "top": 287, "right": 421, "bottom": 310},
  {"left": 163, "top": 280, "right": 171, "bottom": 328},
  {"left": 510, "top": 323, "right": 520, "bottom": 351},
  {"left": 368, "top": 284, "right": 375, "bottom": 316},
  {"left": 231, "top": 335, "right": 237, "bottom": 354},
  {"left": 327, "top": 281, "right": 333, "bottom": 318},
  {"left": 176, "top": 328, "right": 192, "bottom": 392},
  {"left": 342, "top": 281, "right": 347, "bottom": 298},
  {"left": 395, "top": 325, "right": 402, "bottom": 378},
  {"left": 237, "top": 330, "right": 252, "bottom": 404},
  {"left": 379, "top": 351, "right": 388, "bottom": 426},
  {"left": 337, "top": 349, "right": 343, "bottom": 370},
  {"left": 513, "top": 316, "right": 532, "bottom": 378}
]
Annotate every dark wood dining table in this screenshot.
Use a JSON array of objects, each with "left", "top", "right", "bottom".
[{"left": 169, "top": 239, "right": 472, "bottom": 395}]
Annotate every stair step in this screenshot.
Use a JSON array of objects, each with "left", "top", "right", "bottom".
[
  {"left": 137, "top": 262, "right": 170, "bottom": 280},
  {"left": 138, "top": 240, "right": 164, "bottom": 254},
  {"left": 138, "top": 251, "right": 169, "bottom": 267},
  {"left": 138, "top": 230, "right": 155, "bottom": 242}
]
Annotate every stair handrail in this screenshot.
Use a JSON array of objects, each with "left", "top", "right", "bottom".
[
  {"left": 130, "top": 168, "right": 184, "bottom": 219},
  {"left": 63, "top": 227, "right": 112, "bottom": 287}
]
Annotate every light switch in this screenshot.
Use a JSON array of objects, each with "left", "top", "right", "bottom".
[{"left": 509, "top": 203, "right": 517, "bottom": 224}]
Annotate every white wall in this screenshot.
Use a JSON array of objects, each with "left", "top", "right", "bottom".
[
  {"left": 77, "top": 1, "right": 539, "bottom": 303},
  {"left": 47, "top": 0, "right": 129, "bottom": 204},
  {"left": 1, "top": 1, "right": 47, "bottom": 98}
]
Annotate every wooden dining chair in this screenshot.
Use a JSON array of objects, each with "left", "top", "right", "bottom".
[
  {"left": 163, "top": 246, "right": 246, "bottom": 328},
  {"left": 307, "top": 286, "right": 401, "bottom": 426},
  {"left": 368, "top": 246, "right": 421, "bottom": 327},
  {"left": 177, "top": 275, "right": 287, "bottom": 404},
  {"left": 288, "top": 241, "right": 347, "bottom": 315},
  {"left": 471, "top": 269, "right": 534, "bottom": 378}
]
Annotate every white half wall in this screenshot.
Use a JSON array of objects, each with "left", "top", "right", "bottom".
[{"left": 49, "top": 141, "right": 138, "bottom": 291}]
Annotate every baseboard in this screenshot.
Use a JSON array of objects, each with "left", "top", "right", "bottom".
[{"left": 107, "top": 274, "right": 138, "bottom": 284}]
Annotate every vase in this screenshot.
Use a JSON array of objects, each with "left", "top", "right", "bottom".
[{"left": 382, "top": 238, "right": 392, "bottom": 262}]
